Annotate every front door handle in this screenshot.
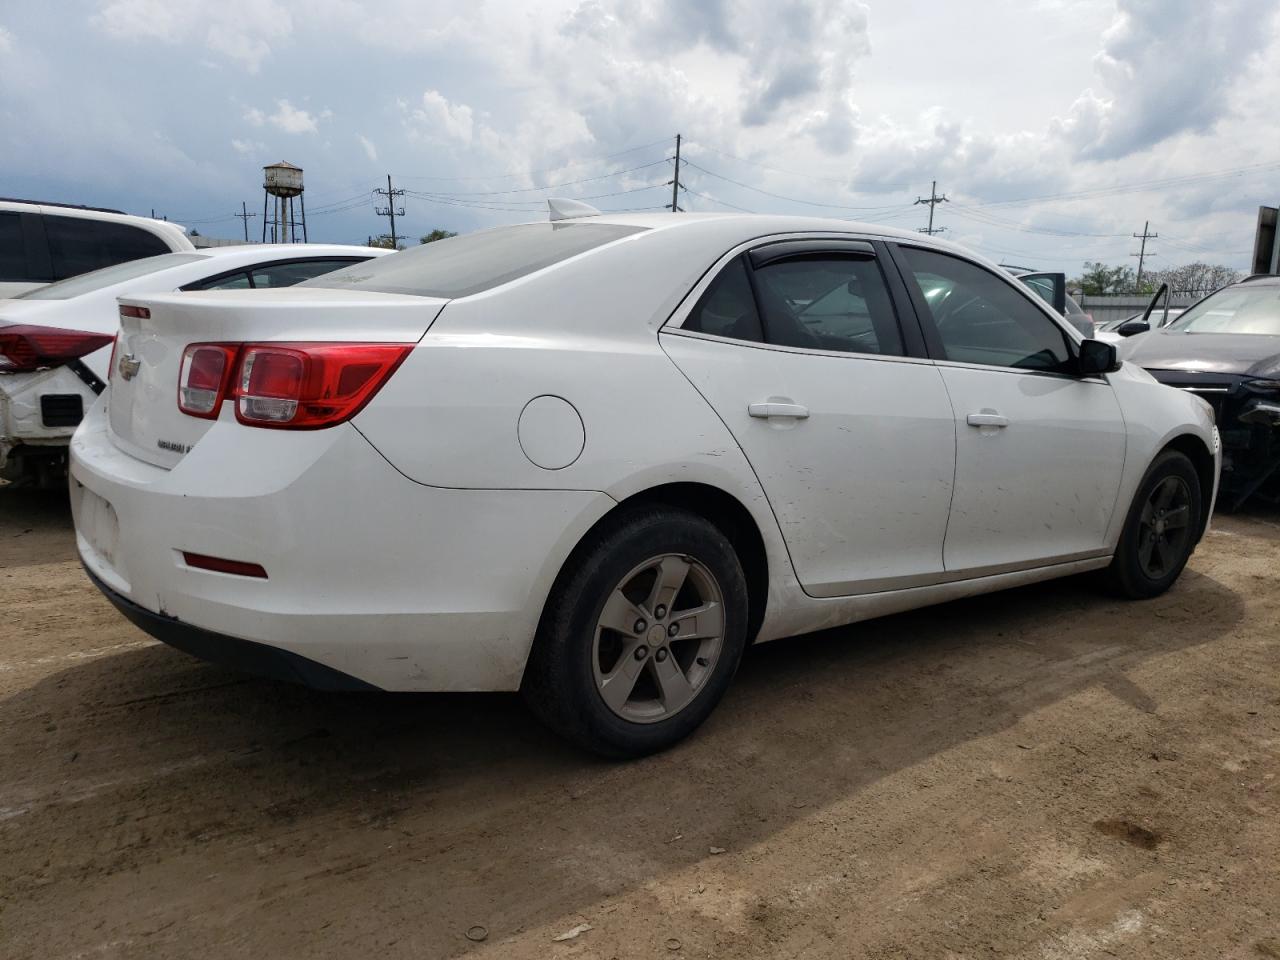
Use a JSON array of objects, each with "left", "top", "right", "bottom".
[
  {"left": 966, "top": 412, "right": 1009, "bottom": 428},
  {"left": 749, "top": 402, "right": 810, "bottom": 420}
]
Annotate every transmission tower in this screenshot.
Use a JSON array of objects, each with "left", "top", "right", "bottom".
[
  {"left": 375, "top": 175, "right": 406, "bottom": 247},
  {"left": 234, "top": 201, "right": 257, "bottom": 243},
  {"left": 1131, "top": 221, "right": 1158, "bottom": 292},
  {"left": 914, "top": 180, "right": 949, "bottom": 235},
  {"left": 666, "top": 133, "right": 684, "bottom": 213}
]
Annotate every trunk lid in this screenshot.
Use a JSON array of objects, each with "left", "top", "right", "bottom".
[{"left": 108, "top": 287, "right": 444, "bottom": 468}]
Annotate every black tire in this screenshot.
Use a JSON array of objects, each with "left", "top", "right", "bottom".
[
  {"left": 1103, "top": 449, "right": 1202, "bottom": 599},
  {"left": 521, "top": 506, "right": 749, "bottom": 759}
]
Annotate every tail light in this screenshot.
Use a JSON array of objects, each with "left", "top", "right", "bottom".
[
  {"left": 178, "top": 344, "right": 238, "bottom": 418},
  {"left": 236, "top": 343, "right": 411, "bottom": 428},
  {"left": 174, "top": 341, "right": 411, "bottom": 429},
  {"left": 0, "top": 324, "right": 115, "bottom": 372}
]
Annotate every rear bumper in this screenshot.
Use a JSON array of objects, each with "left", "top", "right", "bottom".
[
  {"left": 0, "top": 366, "right": 96, "bottom": 473},
  {"left": 83, "top": 561, "right": 380, "bottom": 691},
  {"left": 70, "top": 397, "right": 615, "bottom": 691}
]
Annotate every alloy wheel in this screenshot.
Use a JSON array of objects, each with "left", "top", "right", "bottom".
[
  {"left": 1137, "top": 475, "right": 1193, "bottom": 580},
  {"left": 592, "top": 553, "right": 726, "bottom": 723}
]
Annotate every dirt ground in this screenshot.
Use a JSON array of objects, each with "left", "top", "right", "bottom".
[{"left": 1, "top": 487, "right": 1278, "bottom": 960}]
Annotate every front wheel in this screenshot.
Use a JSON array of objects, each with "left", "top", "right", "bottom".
[
  {"left": 1104, "top": 449, "right": 1202, "bottom": 599},
  {"left": 522, "top": 506, "right": 749, "bottom": 759}
]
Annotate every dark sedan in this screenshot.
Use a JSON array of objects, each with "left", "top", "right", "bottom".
[{"left": 1120, "top": 275, "right": 1280, "bottom": 508}]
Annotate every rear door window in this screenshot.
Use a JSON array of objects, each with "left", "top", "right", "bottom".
[
  {"left": 682, "top": 256, "right": 763, "bottom": 342},
  {"left": 44, "top": 215, "right": 172, "bottom": 279},
  {"left": 752, "top": 255, "right": 904, "bottom": 355},
  {"left": 304, "top": 222, "right": 647, "bottom": 298}
]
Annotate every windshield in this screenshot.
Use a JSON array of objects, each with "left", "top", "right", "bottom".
[
  {"left": 303, "top": 222, "right": 647, "bottom": 298},
  {"left": 1166, "top": 284, "right": 1280, "bottom": 335},
  {"left": 18, "top": 253, "right": 207, "bottom": 300}
]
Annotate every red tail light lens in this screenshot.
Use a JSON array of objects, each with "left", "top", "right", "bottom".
[
  {"left": 178, "top": 344, "right": 238, "bottom": 418},
  {"left": 119, "top": 304, "right": 151, "bottom": 320},
  {"left": 0, "top": 324, "right": 115, "bottom": 372},
  {"left": 234, "top": 343, "right": 411, "bottom": 429}
]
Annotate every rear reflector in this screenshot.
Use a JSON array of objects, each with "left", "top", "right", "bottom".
[
  {"left": 0, "top": 325, "right": 115, "bottom": 372},
  {"left": 119, "top": 305, "right": 151, "bottom": 320},
  {"left": 181, "top": 552, "right": 268, "bottom": 578},
  {"left": 178, "top": 344, "right": 237, "bottom": 418}
]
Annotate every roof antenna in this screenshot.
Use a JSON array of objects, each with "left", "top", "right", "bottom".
[{"left": 548, "top": 198, "right": 602, "bottom": 222}]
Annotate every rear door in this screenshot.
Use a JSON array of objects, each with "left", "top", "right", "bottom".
[
  {"left": 661, "top": 238, "right": 957, "bottom": 597},
  {"left": 890, "top": 244, "right": 1126, "bottom": 574}
]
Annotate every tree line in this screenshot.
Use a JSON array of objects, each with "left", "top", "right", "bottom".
[{"left": 1071, "top": 260, "right": 1242, "bottom": 298}]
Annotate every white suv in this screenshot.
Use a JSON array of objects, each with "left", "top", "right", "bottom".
[{"left": 0, "top": 199, "right": 194, "bottom": 297}]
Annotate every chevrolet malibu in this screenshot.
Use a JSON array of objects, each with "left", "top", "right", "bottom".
[{"left": 70, "top": 208, "right": 1219, "bottom": 757}]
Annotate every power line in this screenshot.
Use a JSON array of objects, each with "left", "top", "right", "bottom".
[
  {"left": 689, "top": 143, "right": 915, "bottom": 189},
  {"left": 390, "top": 137, "right": 672, "bottom": 182},
  {"left": 914, "top": 180, "right": 948, "bottom": 235},
  {"left": 680, "top": 187, "right": 756, "bottom": 213},
  {"left": 679, "top": 159, "right": 915, "bottom": 214}
]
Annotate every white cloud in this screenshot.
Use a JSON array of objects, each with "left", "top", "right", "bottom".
[
  {"left": 93, "top": 0, "right": 292, "bottom": 72},
  {"left": 407, "top": 90, "right": 476, "bottom": 144},
  {"left": 269, "top": 99, "right": 319, "bottom": 134},
  {"left": 231, "top": 138, "right": 266, "bottom": 156},
  {"left": 1056, "top": 0, "right": 1278, "bottom": 160},
  {"left": 245, "top": 99, "right": 321, "bottom": 134},
  {"left": 0, "top": 25, "right": 13, "bottom": 53},
  {"left": 358, "top": 135, "right": 378, "bottom": 162}
]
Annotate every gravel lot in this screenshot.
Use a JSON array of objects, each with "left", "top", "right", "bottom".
[{"left": 2, "top": 487, "right": 1278, "bottom": 959}]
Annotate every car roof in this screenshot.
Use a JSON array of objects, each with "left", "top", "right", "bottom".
[{"left": 0, "top": 198, "right": 194, "bottom": 250}]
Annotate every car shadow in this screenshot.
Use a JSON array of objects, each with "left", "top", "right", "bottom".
[{"left": 0, "top": 554, "right": 1246, "bottom": 956}]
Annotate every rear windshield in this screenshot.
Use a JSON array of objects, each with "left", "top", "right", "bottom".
[
  {"left": 19, "top": 253, "right": 207, "bottom": 300},
  {"left": 303, "top": 222, "right": 648, "bottom": 298}
]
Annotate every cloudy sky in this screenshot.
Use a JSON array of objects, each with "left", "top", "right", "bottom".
[{"left": 2, "top": 0, "right": 1278, "bottom": 274}]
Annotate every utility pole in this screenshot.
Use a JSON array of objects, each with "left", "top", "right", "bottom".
[
  {"left": 375, "top": 174, "right": 406, "bottom": 248},
  {"left": 234, "top": 201, "right": 257, "bottom": 243},
  {"left": 914, "top": 180, "right": 948, "bottom": 235},
  {"left": 668, "top": 133, "right": 683, "bottom": 213},
  {"left": 1132, "top": 221, "right": 1158, "bottom": 292}
]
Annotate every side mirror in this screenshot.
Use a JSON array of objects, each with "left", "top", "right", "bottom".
[
  {"left": 1077, "top": 338, "right": 1119, "bottom": 376},
  {"left": 1116, "top": 320, "right": 1150, "bottom": 337}
]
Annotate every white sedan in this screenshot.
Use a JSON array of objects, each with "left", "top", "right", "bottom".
[
  {"left": 69, "top": 208, "right": 1218, "bottom": 757},
  {"left": 0, "top": 244, "right": 386, "bottom": 483}
]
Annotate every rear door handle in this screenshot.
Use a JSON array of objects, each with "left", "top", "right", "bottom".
[
  {"left": 749, "top": 402, "right": 810, "bottom": 420},
  {"left": 966, "top": 412, "right": 1009, "bottom": 428}
]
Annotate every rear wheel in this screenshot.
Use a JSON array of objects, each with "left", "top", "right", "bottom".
[
  {"left": 1104, "top": 450, "right": 1202, "bottom": 599},
  {"left": 522, "top": 506, "right": 748, "bottom": 758}
]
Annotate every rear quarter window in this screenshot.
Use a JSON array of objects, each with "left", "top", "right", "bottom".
[
  {"left": 44, "top": 215, "right": 173, "bottom": 279},
  {"left": 0, "top": 212, "right": 26, "bottom": 281},
  {"left": 303, "top": 222, "right": 647, "bottom": 298}
]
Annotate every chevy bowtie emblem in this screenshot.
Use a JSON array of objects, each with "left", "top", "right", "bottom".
[{"left": 118, "top": 353, "right": 141, "bottom": 381}]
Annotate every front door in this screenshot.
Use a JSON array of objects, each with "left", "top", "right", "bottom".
[
  {"left": 892, "top": 244, "right": 1126, "bottom": 574},
  {"left": 661, "top": 239, "right": 956, "bottom": 597}
]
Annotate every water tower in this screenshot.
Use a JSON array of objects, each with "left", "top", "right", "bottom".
[{"left": 261, "top": 161, "right": 307, "bottom": 243}]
